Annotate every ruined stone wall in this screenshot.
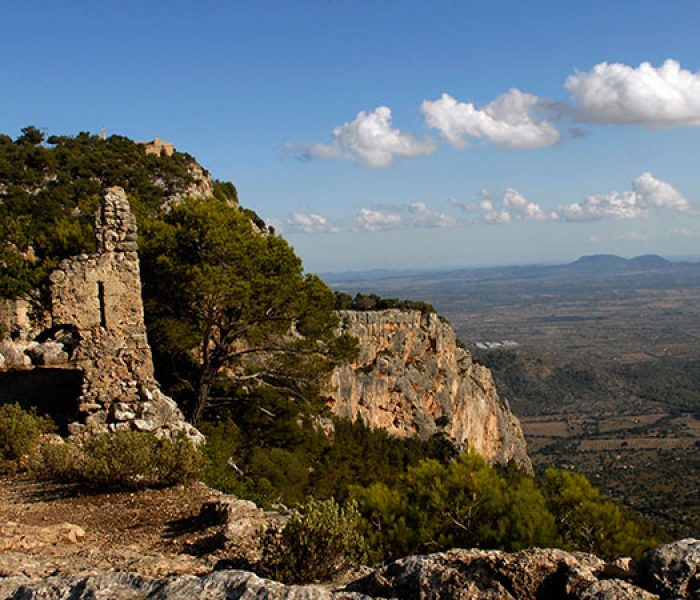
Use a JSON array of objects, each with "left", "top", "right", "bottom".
[
  {"left": 325, "top": 310, "right": 532, "bottom": 472},
  {"left": 0, "top": 298, "right": 33, "bottom": 341},
  {"left": 50, "top": 188, "right": 155, "bottom": 411},
  {"left": 0, "top": 187, "right": 201, "bottom": 442}
]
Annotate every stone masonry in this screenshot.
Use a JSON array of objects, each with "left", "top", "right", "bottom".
[{"left": 0, "top": 187, "right": 202, "bottom": 442}]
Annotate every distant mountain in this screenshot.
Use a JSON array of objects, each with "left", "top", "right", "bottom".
[
  {"left": 569, "top": 254, "right": 631, "bottom": 269},
  {"left": 628, "top": 254, "right": 671, "bottom": 268},
  {"left": 569, "top": 254, "right": 671, "bottom": 271}
]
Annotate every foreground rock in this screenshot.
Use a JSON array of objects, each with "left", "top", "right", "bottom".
[
  {"left": 326, "top": 310, "right": 532, "bottom": 472},
  {"left": 349, "top": 548, "right": 627, "bottom": 599},
  {"left": 2, "top": 541, "right": 698, "bottom": 599},
  {"left": 0, "top": 570, "right": 368, "bottom": 600},
  {"left": 640, "top": 539, "right": 700, "bottom": 599}
]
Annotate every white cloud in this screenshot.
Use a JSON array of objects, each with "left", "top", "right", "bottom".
[
  {"left": 284, "top": 212, "right": 339, "bottom": 234},
  {"left": 558, "top": 173, "right": 692, "bottom": 222},
  {"left": 565, "top": 59, "right": 700, "bottom": 127},
  {"left": 297, "top": 106, "right": 436, "bottom": 167},
  {"left": 354, "top": 207, "right": 403, "bottom": 232},
  {"left": 457, "top": 173, "right": 693, "bottom": 225},
  {"left": 354, "top": 202, "right": 458, "bottom": 232},
  {"left": 463, "top": 187, "right": 557, "bottom": 224},
  {"left": 558, "top": 190, "right": 647, "bottom": 221},
  {"left": 421, "top": 89, "right": 561, "bottom": 150},
  {"left": 632, "top": 172, "right": 692, "bottom": 212},
  {"left": 408, "top": 202, "right": 458, "bottom": 228},
  {"left": 589, "top": 234, "right": 602, "bottom": 243}
]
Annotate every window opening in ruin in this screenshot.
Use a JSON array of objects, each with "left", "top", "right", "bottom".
[
  {"left": 0, "top": 369, "right": 84, "bottom": 435},
  {"left": 98, "top": 281, "right": 108, "bottom": 329}
]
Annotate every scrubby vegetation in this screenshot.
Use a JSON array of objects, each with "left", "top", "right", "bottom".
[
  {"left": 479, "top": 349, "right": 700, "bottom": 416},
  {"left": 350, "top": 452, "right": 662, "bottom": 562},
  {"left": 335, "top": 291, "right": 436, "bottom": 314},
  {"left": 29, "top": 430, "right": 204, "bottom": 488},
  {"left": 197, "top": 391, "right": 664, "bottom": 565},
  {"left": 199, "top": 388, "right": 456, "bottom": 506},
  {"left": 259, "top": 498, "right": 366, "bottom": 583},
  {"left": 1, "top": 404, "right": 202, "bottom": 487},
  {"left": 0, "top": 403, "right": 55, "bottom": 474}
]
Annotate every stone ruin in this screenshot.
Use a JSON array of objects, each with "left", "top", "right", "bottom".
[{"left": 0, "top": 187, "right": 202, "bottom": 442}]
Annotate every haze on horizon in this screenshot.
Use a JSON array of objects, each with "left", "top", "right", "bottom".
[{"left": 2, "top": 1, "right": 699, "bottom": 272}]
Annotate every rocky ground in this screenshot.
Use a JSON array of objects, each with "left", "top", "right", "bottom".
[
  {"left": 0, "top": 477, "right": 697, "bottom": 599},
  {"left": 0, "top": 476, "right": 276, "bottom": 579}
]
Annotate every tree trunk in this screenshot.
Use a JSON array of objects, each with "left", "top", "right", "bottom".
[
  {"left": 192, "top": 372, "right": 212, "bottom": 427},
  {"left": 192, "top": 322, "right": 215, "bottom": 427}
]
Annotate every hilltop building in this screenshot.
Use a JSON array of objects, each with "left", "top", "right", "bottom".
[{"left": 140, "top": 137, "right": 174, "bottom": 157}]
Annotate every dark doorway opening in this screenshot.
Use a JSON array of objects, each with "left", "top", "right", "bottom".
[{"left": 0, "top": 369, "right": 83, "bottom": 435}]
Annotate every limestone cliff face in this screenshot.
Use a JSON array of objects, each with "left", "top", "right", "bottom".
[{"left": 326, "top": 310, "right": 532, "bottom": 472}]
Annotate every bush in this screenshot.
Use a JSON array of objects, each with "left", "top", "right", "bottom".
[
  {"left": 153, "top": 431, "right": 205, "bottom": 485},
  {"left": 0, "top": 403, "right": 55, "bottom": 475},
  {"left": 81, "top": 430, "right": 157, "bottom": 486},
  {"left": 260, "top": 497, "right": 367, "bottom": 583},
  {"left": 28, "top": 440, "right": 81, "bottom": 481},
  {"left": 29, "top": 429, "right": 204, "bottom": 489}
]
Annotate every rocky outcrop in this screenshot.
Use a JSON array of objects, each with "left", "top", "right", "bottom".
[
  {"left": 0, "top": 571, "right": 368, "bottom": 600},
  {"left": 326, "top": 310, "right": 531, "bottom": 471},
  {"left": 641, "top": 539, "right": 700, "bottom": 599},
  {"left": 0, "top": 187, "right": 201, "bottom": 443},
  {"left": 2, "top": 540, "right": 698, "bottom": 599}
]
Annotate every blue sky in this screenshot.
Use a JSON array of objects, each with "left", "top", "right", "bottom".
[{"left": 2, "top": 1, "right": 700, "bottom": 271}]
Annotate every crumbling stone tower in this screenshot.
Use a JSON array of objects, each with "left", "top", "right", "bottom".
[{"left": 0, "top": 187, "right": 201, "bottom": 442}]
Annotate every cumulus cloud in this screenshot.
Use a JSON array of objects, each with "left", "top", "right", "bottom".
[
  {"left": 354, "top": 207, "right": 404, "bottom": 232},
  {"left": 558, "top": 190, "right": 647, "bottom": 221},
  {"left": 457, "top": 173, "right": 693, "bottom": 225},
  {"left": 284, "top": 212, "right": 339, "bottom": 234},
  {"left": 565, "top": 59, "right": 700, "bottom": 127},
  {"left": 421, "top": 89, "right": 561, "bottom": 149},
  {"left": 354, "top": 202, "right": 458, "bottom": 232},
  {"left": 558, "top": 172, "right": 692, "bottom": 221},
  {"left": 408, "top": 202, "right": 458, "bottom": 228},
  {"left": 296, "top": 106, "right": 436, "bottom": 167},
  {"left": 462, "top": 188, "right": 558, "bottom": 224},
  {"left": 632, "top": 171, "right": 692, "bottom": 211}
]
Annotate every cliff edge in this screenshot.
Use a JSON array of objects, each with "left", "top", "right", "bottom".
[{"left": 326, "top": 309, "right": 532, "bottom": 472}]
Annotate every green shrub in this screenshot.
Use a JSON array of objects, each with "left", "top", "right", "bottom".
[
  {"left": 80, "top": 429, "right": 157, "bottom": 486},
  {"left": 260, "top": 497, "right": 367, "bottom": 583},
  {"left": 28, "top": 440, "right": 81, "bottom": 481},
  {"left": 0, "top": 403, "right": 55, "bottom": 475},
  {"left": 29, "top": 429, "right": 204, "bottom": 489},
  {"left": 541, "top": 468, "right": 662, "bottom": 560},
  {"left": 349, "top": 451, "right": 658, "bottom": 563},
  {"left": 153, "top": 431, "right": 205, "bottom": 485}
]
